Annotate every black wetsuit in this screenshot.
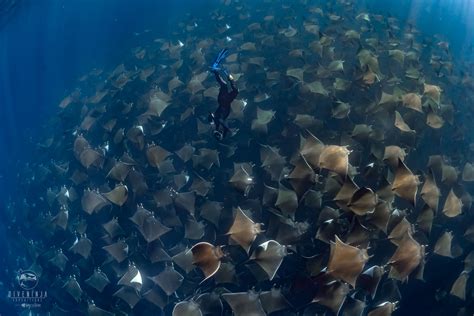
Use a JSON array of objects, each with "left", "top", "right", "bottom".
[{"left": 212, "top": 70, "right": 238, "bottom": 137}]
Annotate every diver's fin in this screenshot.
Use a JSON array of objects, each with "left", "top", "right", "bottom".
[
  {"left": 216, "top": 48, "right": 229, "bottom": 63},
  {"left": 208, "top": 113, "right": 215, "bottom": 124},
  {"left": 211, "top": 48, "right": 229, "bottom": 70}
]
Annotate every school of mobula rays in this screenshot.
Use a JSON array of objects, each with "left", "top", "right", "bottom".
[{"left": 7, "top": 0, "right": 474, "bottom": 315}]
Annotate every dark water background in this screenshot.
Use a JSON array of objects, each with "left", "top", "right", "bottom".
[
  {"left": 1, "top": 0, "right": 473, "bottom": 215},
  {"left": 0, "top": 0, "right": 472, "bottom": 314}
]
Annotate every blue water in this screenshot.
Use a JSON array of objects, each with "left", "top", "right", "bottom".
[
  {"left": 1, "top": 0, "right": 473, "bottom": 203},
  {"left": 0, "top": 0, "right": 473, "bottom": 314},
  {"left": 0, "top": 0, "right": 218, "bottom": 313},
  {"left": 362, "top": 0, "right": 474, "bottom": 57},
  {"left": 0, "top": 0, "right": 220, "bottom": 201}
]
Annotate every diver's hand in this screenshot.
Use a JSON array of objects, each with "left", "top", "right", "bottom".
[
  {"left": 208, "top": 113, "right": 215, "bottom": 124},
  {"left": 221, "top": 68, "right": 234, "bottom": 81}
]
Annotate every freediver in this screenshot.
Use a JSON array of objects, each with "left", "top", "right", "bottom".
[{"left": 208, "top": 48, "right": 239, "bottom": 141}]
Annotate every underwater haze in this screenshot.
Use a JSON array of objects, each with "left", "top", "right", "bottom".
[
  {"left": 1, "top": 0, "right": 474, "bottom": 315},
  {"left": 0, "top": 0, "right": 218, "bottom": 200}
]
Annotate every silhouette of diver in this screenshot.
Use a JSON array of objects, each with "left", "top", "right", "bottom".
[{"left": 208, "top": 48, "right": 239, "bottom": 140}]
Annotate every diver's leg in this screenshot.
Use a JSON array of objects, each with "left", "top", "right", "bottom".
[
  {"left": 221, "top": 68, "right": 238, "bottom": 100},
  {"left": 228, "top": 76, "right": 237, "bottom": 92},
  {"left": 213, "top": 71, "right": 227, "bottom": 88}
]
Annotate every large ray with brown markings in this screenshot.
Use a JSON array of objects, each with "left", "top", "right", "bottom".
[
  {"left": 392, "top": 159, "right": 419, "bottom": 206},
  {"left": 250, "top": 240, "right": 286, "bottom": 281},
  {"left": 442, "top": 189, "right": 463, "bottom": 218},
  {"left": 226, "top": 207, "right": 262, "bottom": 253},
  {"left": 102, "top": 184, "right": 128, "bottom": 206},
  {"left": 420, "top": 169, "right": 440, "bottom": 212},
  {"left": 190, "top": 242, "right": 224, "bottom": 282},
  {"left": 328, "top": 235, "right": 369, "bottom": 287},
  {"left": 389, "top": 232, "right": 423, "bottom": 281},
  {"left": 319, "top": 145, "right": 350, "bottom": 177},
  {"left": 222, "top": 290, "right": 266, "bottom": 316}
]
